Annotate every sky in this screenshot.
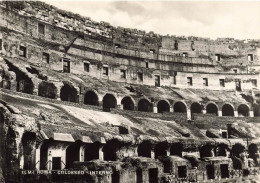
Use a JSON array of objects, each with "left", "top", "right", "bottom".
[{"left": 45, "top": 1, "right": 260, "bottom": 40}]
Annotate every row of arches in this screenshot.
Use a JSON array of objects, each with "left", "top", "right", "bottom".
[{"left": 36, "top": 82, "right": 259, "bottom": 116}]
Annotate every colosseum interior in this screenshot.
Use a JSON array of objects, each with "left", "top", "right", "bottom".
[{"left": 0, "top": 1, "right": 260, "bottom": 183}]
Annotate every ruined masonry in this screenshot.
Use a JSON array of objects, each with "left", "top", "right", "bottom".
[{"left": 0, "top": 1, "right": 260, "bottom": 183}]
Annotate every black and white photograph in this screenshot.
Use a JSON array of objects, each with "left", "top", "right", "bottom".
[{"left": 0, "top": 0, "right": 260, "bottom": 182}]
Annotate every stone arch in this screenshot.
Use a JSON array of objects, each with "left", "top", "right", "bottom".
[
  {"left": 65, "top": 140, "right": 81, "bottom": 169},
  {"left": 103, "top": 139, "right": 121, "bottom": 161},
  {"left": 222, "top": 103, "right": 235, "bottom": 116},
  {"left": 248, "top": 143, "right": 258, "bottom": 165},
  {"left": 102, "top": 94, "right": 117, "bottom": 110},
  {"left": 154, "top": 142, "right": 168, "bottom": 158},
  {"left": 199, "top": 144, "right": 215, "bottom": 158},
  {"left": 60, "top": 83, "right": 78, "bottom": 103},
  {"left": 170, "top": 142, "right": 183, "bottom": 157},
  {"left": 173, "top": 101, "right": 187, "bottom": 113},
  {"left": 85, "top": 141, "right": 101, "bottom": 161},
  {"left": 206, "top": 103, "right": 219, "bottom": 116},
  {"left": 40, "top": 139, "right": 53, "bottom": 170},
  {"left": 157, "top": 100, "right": 170, "bottom": 113},
  {"left": 84, "top": 90, "right": 99, "bottom": 106},
  {"left": 21, "top": 131, "right": 36, "bottom": 170},
  {"left": 231, "top": 143, "right": 245, "bottom": 157},
  {"left": 190, "top": 102, "right": 202, "bottom": 114},
  {"left": 6, "top": 127, "right": 18, "bottom": 169},
  {"left": 137, "top": 98, "right": 153, "bottom": 112},
  {"left": 38, "top": 81, "right": 58, "bottom": 99},
  {"left": 121, "top": 96, "right": 135, "bottom": 110},
  {"left": 215, "top": 143, "right": 229, "bottom": 157},
  {"left": 237, "top": 104, "right": 250, "bottom": 117},
  {"left": 138, "top": 141, "right": 152, "bottom": 158},
  {"left": 253, "top": 104, "right": 260, "bottom": 117}
]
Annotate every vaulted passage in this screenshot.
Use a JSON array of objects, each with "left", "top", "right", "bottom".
[
  {"left": 154, "top": 142, "right": 168, "bottom": 158},
  {"left": 66, "top": 141, "right": 81, "bottom": 169},
  {"left": 174, "top": 102, "right": 187, "bottom": 113},
  {"left": 103, "top": 140, "right": 121, "bottom": 161},
  {"left": 231, "top": 143, "right": 245, "bottom": 158},
  {"left": 222, "top": 104, "right": 234, "bottom": 116},
  {"left": 138, "top": 141, "right": 152, "bottom": 158},
  {"left": 60, "top": 84, "right": 78, "bottom": 103},
  {"left": 206, "top": 103, "right": 218, "bottom": 116},
  {"left": 38, "top": 81, "right": 57, "bottom": 99},
  {"left": 40, "top": 139, "right": 53, "bottom": 170},
  {"left": 84, "top": 91, "right": 99, "bottom": 106},
  {"left": 22, "top": 132, "right": 36, "bottom": 170},
  {"left": 157, "top": 100, "right": 170, "bottom": 113},
  {"left": 248, "top": 144, "right": 258, "bottom": 165},
  {"left": 102, "top": 94, "right": 117, "bottom": 110},
  {"left": 253, "top": 104, "right": 260, "bottom": 117},
  {"left": 5, "top": 59, "right": 34, "bottom": 94},
  {"left": 170, "top": 143, "right": 183, "bottom": 157},
  {"left": 85, "top": 142, "right": 100, "bottom": 161},
  {"left": 138, "top": 99, "right": 152, "bottom": 112},
  {"left": 216, "top": 144, "right": 228, "bottom": 157},
  {"left": 191, "top": 102, "right": 202, "bottom": 114},
  {"left": 200, "top": 144, "right": 214, "bottom": 158},
  {"left": 237, "top": 104, "right": 249, "bottom": 117},
  {"left": 231, "top": 144, "right": 245, "bottom": 169},
  {"left": 121, "top": 96, "right": 134, "bottom": 110}
]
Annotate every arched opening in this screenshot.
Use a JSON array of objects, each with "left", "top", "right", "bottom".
[
  {"left": 65, "top": 141, "right": 81, "bottom": 169},
  {"left": 157, "top": 100, "right": 170, "bottom": 113},
  {"left": 154, "top": 142, "right": 168, "bottom": 158},
  {"left": 40, "top": 139, "right": 53, "bottom": 170},
  {"left": 84, "top": 91, "right": 99, "bottom": 106},
  {"left": 231, "top": 143, "right": 245, "bottom": 169},
  {"left": 121, "top": 96, "right": 134, "bottom": 110},
  {"left": 85, "top": 142, "right": 101, "bottom": 161},
  {"left": 237, "top": 104, "right": 249, "bottom": 117},
  {"left": 174, "top": 102, "right": 187, "bottom": 113},
  {"left": 138, "top": 141, "right": 151, "bottom": 158},
  {"left": 215, "top": 144, "right": 228, "bottom": 157},
  {"left": 248, "top": 144, "right": 258, "bottom": 165},
  {"left": 138, "top": 99, "right": 152, "bottom": 112},
  {"left": 22, "top": 132, "right": 36, "bottom": 170},
  {"left": 222, "top": 104, "right": 234, "bottom": 116},
  {"left": 0, "top": 112, "right": 5, "bottom": 168},
  {"left": 170, "top": 143, "right": 183, "bottom": 157},
  {"left": 191, "top": 103, "right": 202, "bottom": 114},
  {"left": 38, "top": 81, "right": 57, "bottom": 99},
  {"left": 200, "top": 144, "right": 215, "bottom": 158},
  {"left": 253, "top": 104, "right": 260, "bottom": 117},
  {"left": 60, "top": 84, "right": 78, "bottom": 103},
  {"left": 6, "top": 127, "right": 17, "bottom": 169},
  {"left": 102, "top": 94, "right": 117, "bottom": 110},
  {"left": 206, "top": 103, "right": 218, "bottom": 116},
  {"left": 103, "top": 139, "right": 121, "bottom": 161}
]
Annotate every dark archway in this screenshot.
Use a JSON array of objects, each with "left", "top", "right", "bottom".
[
  {"left": 22, "top": 132, "right": 36, "bottom": 170},
  {"left": 248, "top": 144, "right": 258, "bottom": 165},
  {"left": 84, "top": 91, "right": 99, "bottom": 106},
  {"left": 38, "top": 81, "right": 57, "bottom": 99},
  {"left": 157, "top": 100, "right": 170, "bottom": 113},
  {"left": 222, "top": 104, "right": 234, "bottom": 116},
  {"left": 215, "top": 144, "right": 228, "bottom": 157},
  {"left": 6, "top": 127, "right": 17, "bottom": 169},
  {"left": 237, "top": 104, "right": 249, "bottom": 117},
  {"left": 85, "top": 142, "right": 101, "bottom": 161},
  {"left": 200, "top": 144, "right": 214, "bottom": 158},
  {"left": 174, "top": 102, "right": 187, "bottom": 113},
  {"left": 231, "top": 143, "right": 245, "bottom": 158},
  {"left": 40, "top": 139, "right": 53, "bottom": 170},
  {"left": 253, "top": 104, "right": 260, "bottom": 117},
  {"left": 138, "top": 141, "right": 151, "bottom": 158},
  {"left": 191, "top": 103, "right": 202, "bottom": 114},
  {"left": 138, "top": 99, "right": 152, "bottom": 112},
  {"left": 170, "top": 143, "right": 183, "bottom": 157},
  {"left": 103, "top": 139, "right": 121, "bottom": 161},
  {"left": 60, "top": 84, "right": 78, "bottom": 103},
  {"left": 121, "top": 97, "right": 134, "bottom": 110},
  {"left": 103, "top": 94, "right": 117, "bottom": 109},
  {"left": 154, "top": 142, "right": 168, "bottom": 158},
  {"left": 65, "top": 141, "right": 81, "bottom": 169},
  {"left": 206, "top": 103, "right": 218, "bottom": 116}
]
